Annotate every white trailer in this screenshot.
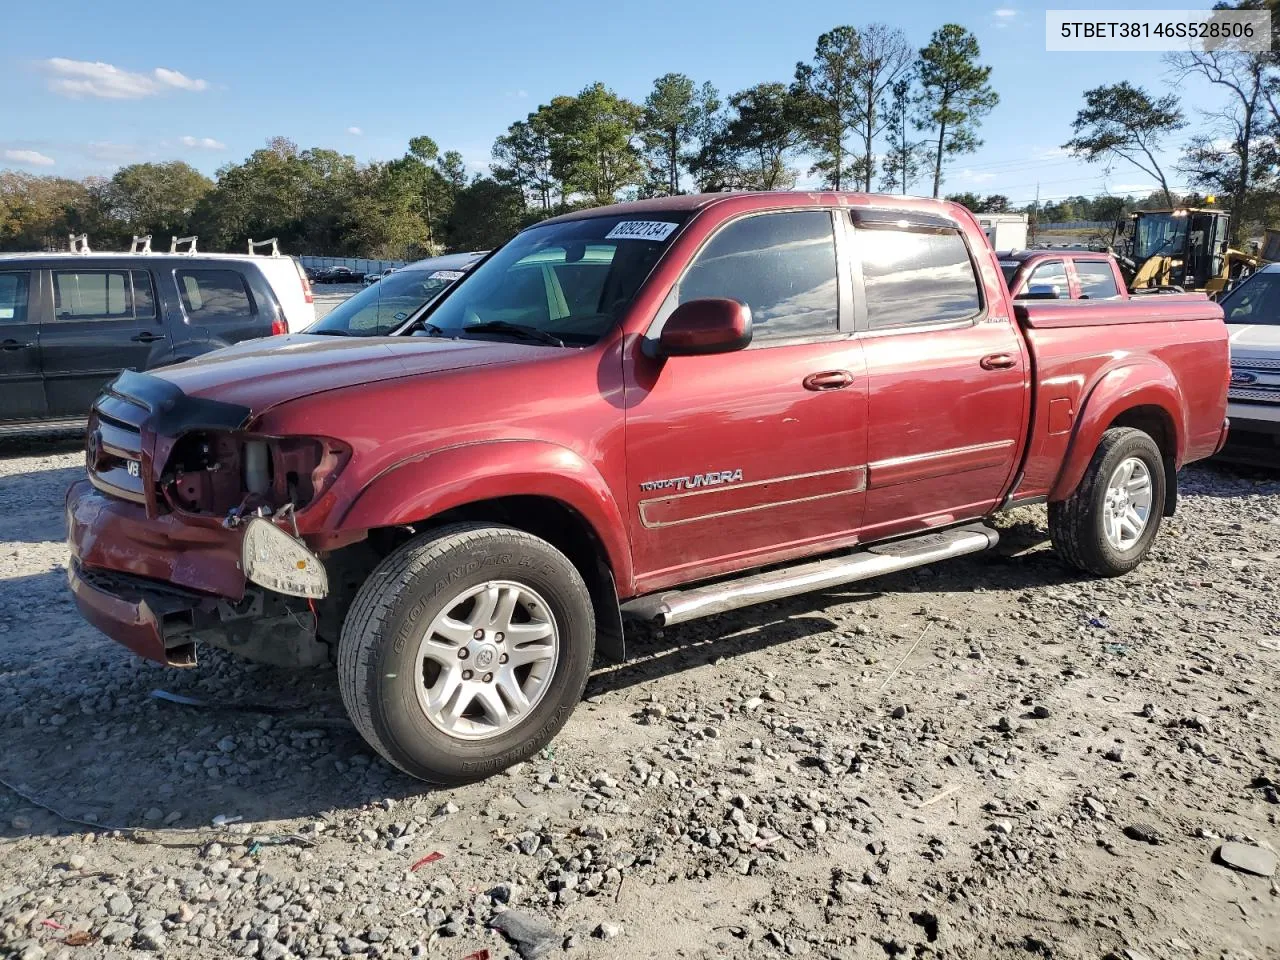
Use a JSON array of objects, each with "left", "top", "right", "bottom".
[{"left": 976, "top": 213, "right": 1028, "bottom": 251}]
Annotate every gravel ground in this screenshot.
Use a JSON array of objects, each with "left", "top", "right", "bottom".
[
  {"left": 311, "top": 285, "right": 362, "bottom": 321},
  {"left": 0, "top": 442, "right": 1277, "bottom": 960}
]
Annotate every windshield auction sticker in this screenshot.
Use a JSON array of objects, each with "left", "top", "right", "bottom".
[
  {"left": 1046, "top": 9, "right": 1270, "bottom": 51},
  {"left": 606, "top": 221, "right": 679, "bottom": 242}
]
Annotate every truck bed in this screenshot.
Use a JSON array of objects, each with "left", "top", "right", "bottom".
[{"left": 1011, "top": 295, "right": 1229, "bottom": 501}]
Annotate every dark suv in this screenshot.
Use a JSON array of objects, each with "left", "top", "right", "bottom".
[{"left": 0, "top": 254, "right": 297, "bottom": 433}]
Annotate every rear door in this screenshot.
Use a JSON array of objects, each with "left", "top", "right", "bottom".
[
  {"left": 851, "top": 210, "right": 1027, "bottom": 542},
  {"left": 41, "top": 266, "right": 159, "bottom": 418},
  {"left": 0, "top": 269, "right": 47, "bottom": 422},
  {"left": 173, "top": 266, "right": 271, "bottom": 345},
  {"left": 1071, "top": 259, "right": 1122, "bottom": 300}
]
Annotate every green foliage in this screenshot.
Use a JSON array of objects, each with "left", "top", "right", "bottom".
[
  {"left": 99, "top": 161, "right": 213, "bottom": 245},
  {"left": 915, "top": 24, "right": 998, "bottom": 198},
  {"left": 446, "top": 178, "right": 528, "bottom": 251},
  {"left": 640, "top": 73, "right": 700, "bottom": 196},
  {"left": 1063, "top": 82, "right": 1184, "bottom": 207},
  {"left": 880, "top": 74, "right": 928, "bottom": 194},
  {"left": 792, "top": 26, "right": 862, "bottom": 189},
  {"left": 945, "top": 192, "right": 1011, "bottom": 213}
]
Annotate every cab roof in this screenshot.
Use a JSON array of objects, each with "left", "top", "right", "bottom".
[{"left": 536, "top": 191, "right": 966, "bottom": 226}]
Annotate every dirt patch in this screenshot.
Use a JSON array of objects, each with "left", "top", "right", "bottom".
[{"left": 1, "top": 448, "right": 1277, "bottom": 959}]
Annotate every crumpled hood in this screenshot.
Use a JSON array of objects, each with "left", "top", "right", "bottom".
[
  {"left": 154, "top": 334, "right": 547, "bottom": 413},
  {"left": 1228, "top": 322, "right": 1280, "bottom": 360}
]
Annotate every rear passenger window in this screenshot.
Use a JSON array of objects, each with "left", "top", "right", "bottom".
[
  {"left": 1076, "top": 261, "right": 1119, "bottom": 299},
  {"left": 0, "top": 272, "right": 30, "bottom": 323},
  {"left": 51, "top": 269, "right": 157, "bottom": 321},
  {"left": 856, "top": 226, "right": 981, "bottom": 329},
  {"left": 176, "top": 269, "right": 254, "bottom": 319},
  {"left": 678, "top": 211, "right": 838, "bottom": 341}
]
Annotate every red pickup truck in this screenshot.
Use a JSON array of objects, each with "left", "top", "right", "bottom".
[{"left": 66, "top": 192, "right": 1230, "bottom": 784}]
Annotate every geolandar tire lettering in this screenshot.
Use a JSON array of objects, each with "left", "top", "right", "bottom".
[
  {"left": 1049, "top": 427, "right": 1166, "bottom": 577},
  {"left": 337, "top": 523, "right": 595, "bottom": 785}
]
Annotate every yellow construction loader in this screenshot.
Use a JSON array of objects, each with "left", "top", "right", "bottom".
[{"left": 1115, "top": 206, "right": 1265, "bottom": 295}]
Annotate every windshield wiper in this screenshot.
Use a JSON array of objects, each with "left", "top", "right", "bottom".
[
  {"left": 309, "top": 328, "right": 350, "bottom": 336},
  {"left": 461, "top": 320, "right": 565, "bottom": 347}
]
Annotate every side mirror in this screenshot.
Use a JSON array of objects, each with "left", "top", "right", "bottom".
[
  {"left": 656, "top": 298, "right": 752, "bottom": 357},
  {"left": 1018, "top": 284, "right": 1061, "bottom": 300}
]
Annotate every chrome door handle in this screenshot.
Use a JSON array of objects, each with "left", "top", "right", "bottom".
[
  {"left": 803, "top": 370, "right": 855, "bottom": 391},
  {"left": 980, "top": 353, "right": 1016, "bottom": 370}
]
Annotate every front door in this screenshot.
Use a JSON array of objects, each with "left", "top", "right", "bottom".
[
  {"left": 41, "top": 267, "right": 161, "bottom": 418},
  {"left": 0, "top": 270, "right": 46, "bottom": 422},
  {"left": 851, "top": 213, "right": 1027, "bottom": 541},
  {"left": 625, "top": 209, "right": 867, "bottom": 594}
]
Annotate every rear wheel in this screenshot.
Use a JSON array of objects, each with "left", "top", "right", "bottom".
[
  {"left": 338, "top": 523, "right": 595, "bottom": 784},
  {"left": 1049, "top": 427, "right": 1166, "bottom": 577}
]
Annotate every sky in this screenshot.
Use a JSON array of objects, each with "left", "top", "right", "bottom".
[{"left": 0, "top": 0, "right": 1236, "bottom": 206}]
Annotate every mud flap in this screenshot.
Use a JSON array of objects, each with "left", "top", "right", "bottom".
[{"left": 592, "top": 561, "right": 625, "bottom": 664}]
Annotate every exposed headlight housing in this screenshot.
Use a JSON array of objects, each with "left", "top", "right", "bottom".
[{"left": 160, "top": 432, "right": 351, "bottom": 516}]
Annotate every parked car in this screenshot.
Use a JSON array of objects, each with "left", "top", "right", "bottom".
[
  {"left": 66, "top": 192, "right": 1229, "bottom": 784},
  {"left": 0, "top": 251, "right": 314, "bottom": 434},
  {"left": 307, "top": 252, "right": 485, "bottom": 336},
  {"left": 318, "top": 266, "right": 360, "bottom": 285},
  {"left": 1216, "top": 263, "right": 1280, "bottom": 465},
  {"left": 998, "top": 249, "right": 1128, "bottom": 300},
  {"left": 363, "top": 268, "right": 397, "bottom": 286}
]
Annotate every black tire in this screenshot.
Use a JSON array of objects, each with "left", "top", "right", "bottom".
[
  {"left": 1049, "top": 427, "right": 1166, "bottom": 577},
  {"left": 338, "top": 523, "right": 595, "bottom": 784}
]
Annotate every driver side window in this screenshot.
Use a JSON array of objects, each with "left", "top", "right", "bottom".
[{"left": 677, "top": 211, "right": 839, "bottom": 342}]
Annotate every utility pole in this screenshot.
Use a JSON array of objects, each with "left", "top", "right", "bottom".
[{"left": 1029, "top": 182, "right": 1040, "bottom": 246}]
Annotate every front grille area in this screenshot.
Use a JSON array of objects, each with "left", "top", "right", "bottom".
[
  {"left": 87, "top": 392, "right": 148, "bottom": 504},
  {"left": 1228, "top": 386, "right": 1280, "bottom": 404}
]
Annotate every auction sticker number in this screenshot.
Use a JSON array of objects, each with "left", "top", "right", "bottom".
[{"left": 605, "top": 221, "right": 679, "bottom": 242}]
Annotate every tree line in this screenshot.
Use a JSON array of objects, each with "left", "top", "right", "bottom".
[{"left": 0, "top": 21, "right": 999, "bottom": 257}]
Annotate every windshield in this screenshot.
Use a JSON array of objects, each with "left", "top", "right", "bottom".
[
  {"left": 1133, "top": 214, "right": 1188, "bottom": 261},
  {"left": 309, "top": 267, "right": 465, "bottom": 335},
  {"left": 1219, "top": 272, "right": 1280, "bottom": 325},
  {"left": 415, "top": 214, "right": 687, "bottom": 346}
]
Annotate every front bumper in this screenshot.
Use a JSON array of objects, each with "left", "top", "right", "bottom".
[
  {"left": 68, "top": 560, "right": 207, "bottom": 666},
  {"left": 66, "top": 479, "right": 246, "bottom": 665},
  {"left": 1218, "top": 404, "right": 1279, "bottom": 467},
  {"left": 66, "top": 480, "right": 331, "bottom": 667}
]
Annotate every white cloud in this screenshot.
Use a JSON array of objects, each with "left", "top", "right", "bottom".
[
  {"left": 517, "top": 89, "right": 528, "bottom": 98},
  {"left": 42, "top": 58, "right": 209, "bottom": 100},
  {"left": 959, "top": 169, "right": 997, "bottom": 183},
  {"left": 179, "top": 135, "right": 226, "bottom": 150},
  {"left": 346, "top": 126, "right": 363, "bottom": 136},
  {"left": 1036, "top": 146, "right": 1071, "bottom": 160},
  {"left": 3, "top": 149, "right": 54, "bottom": 167},
  {"left": 153, "top": 67, "right": 207, "bottom": 92},
  {"left": 993, "top": 7, "right": 1017, "bottom": 16}
]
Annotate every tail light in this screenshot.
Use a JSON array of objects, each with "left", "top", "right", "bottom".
[
  {"left": 295, "top": 259, "right": 314, "bottom": 304},
  {"left": 271, "top": 317, "right": 288, "bottom": 336}
]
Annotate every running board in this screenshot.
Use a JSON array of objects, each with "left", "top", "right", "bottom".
[{"left": 621, "top": 523, "right": 999, "bottom": 627}]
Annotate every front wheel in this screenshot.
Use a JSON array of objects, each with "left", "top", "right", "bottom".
[
  {"left": 1049, "top": 427, "right": 1166, "bottom": 577},
  {"left": 338, "top": 523, "right": 595, "bottom": 784}
]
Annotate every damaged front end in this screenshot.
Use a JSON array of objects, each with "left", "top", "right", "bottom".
[{"left": 68, "top": 370, "right": 357, "bottom": 668}]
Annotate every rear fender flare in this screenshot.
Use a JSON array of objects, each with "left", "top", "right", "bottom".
[
  {"left": 337, "top": 440, "right": 634, "bottom": 594},
  {"left": 1049, "top": 359, "right": 1186, "bottom": 502}
]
